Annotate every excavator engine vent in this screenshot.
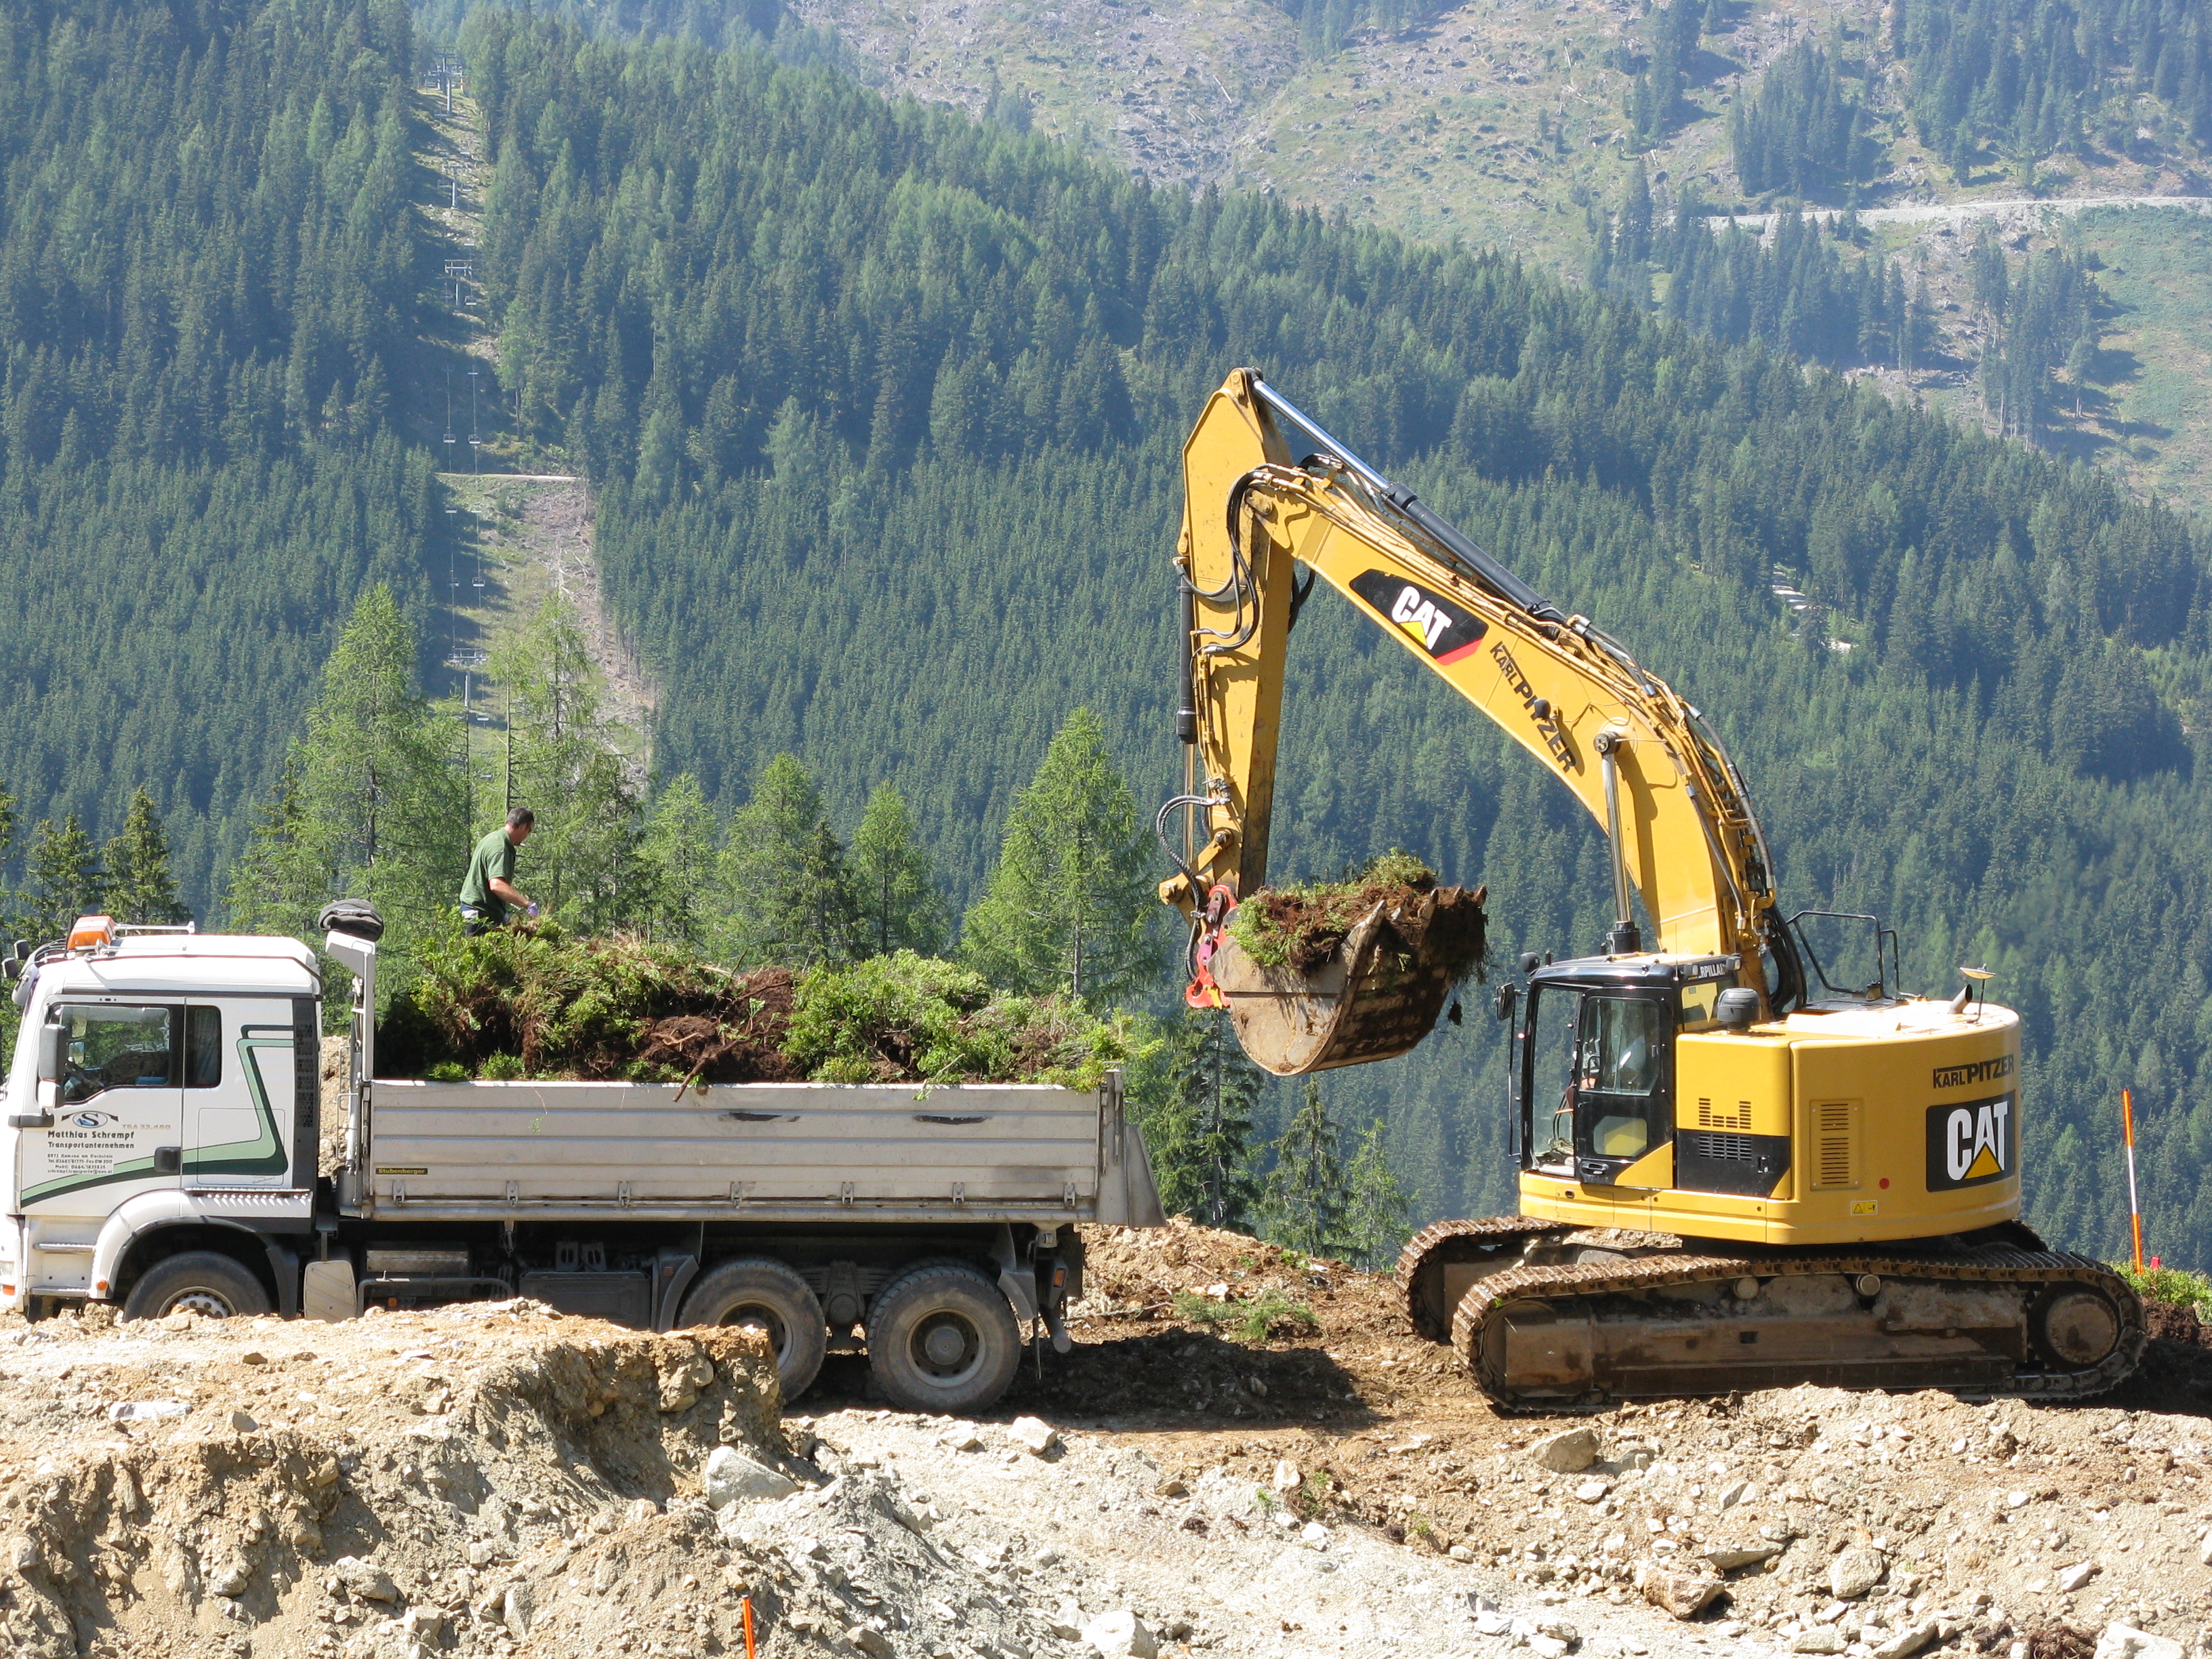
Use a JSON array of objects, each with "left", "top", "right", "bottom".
[
  {"left": 1813, "top": 1101, "right": 1859, "bottom": 1189},
  {"left": 1696, "top": 1097, "right": 1752, "bottom": 1132}
]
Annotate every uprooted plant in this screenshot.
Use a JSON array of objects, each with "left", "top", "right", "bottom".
[{"left": 1226, "top": 851, "right": 1488, "bottom": 981}]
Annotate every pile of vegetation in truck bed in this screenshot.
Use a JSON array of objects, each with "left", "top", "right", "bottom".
[
  {"left": 376, "top": 929, "right": 1135, "bottom": 1089},
  {"left": 1225, "top": 851, "right": 1487, "bottom": 980}
]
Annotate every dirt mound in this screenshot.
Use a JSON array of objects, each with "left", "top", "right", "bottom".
[{"left": 1229, "top": 853, "right": 1488, "bottom": 981}]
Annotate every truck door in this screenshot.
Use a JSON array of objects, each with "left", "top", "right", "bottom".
[
  {"left": 1523, "top": 986, "right": 1674, "bottom": 1189},
  {"left": 22, "top": 1003, "right": 184, "bottom": 1213},
  {"left": 184, "top": 1002, "right": 293, "bottom": 1188}
]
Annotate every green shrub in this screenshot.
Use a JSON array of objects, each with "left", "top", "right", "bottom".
[
  {"left": 783, "top": 951, "right": 1143, "bottom": 1087},
  {"left": 2116, "top": 1261, "right": 2212, "bottom": 1320},
  {"left": 1170, "top": 1286, "right": 1317, "bottom": 1343}
]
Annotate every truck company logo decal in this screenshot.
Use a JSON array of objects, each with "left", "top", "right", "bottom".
[
  {"left": 1933, "top": 1055, "right": 2013, "bottom": 1089},
  {"left": 1349, "top": 571, "right": 1486, "bottom": 665},
  {"left": 1925, "top": 1094, "right": 2014, "bottom": 1191},
  {"left": 63, "top": 1111, "right": 117, "bottom": 1130}
]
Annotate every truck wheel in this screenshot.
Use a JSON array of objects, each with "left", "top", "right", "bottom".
[
  {"left": 679, "top": 1258, "right": 827, "bottom": 1402},
  {"left": 866, "top": 1263, "right": 1022, "bottom": 1414},
  {"left": 121, "top": 1252, "right": 271, "bottom": 1321}
]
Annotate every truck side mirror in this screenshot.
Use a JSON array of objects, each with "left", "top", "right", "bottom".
[
  {"left": 35, "top": 1024, "right": 63, "bottom": 1083},
  {"left": 1495, "top": 983, "right": 1519, "bottom": 1024}
]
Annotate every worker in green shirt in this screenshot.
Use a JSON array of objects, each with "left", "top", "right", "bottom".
[{"left": 459, "top": 806, "right": 537, "bottom": 935}]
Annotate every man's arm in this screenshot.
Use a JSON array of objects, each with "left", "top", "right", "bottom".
[{"left": 489, "top": 876, "right": 531, "bottom": 908}]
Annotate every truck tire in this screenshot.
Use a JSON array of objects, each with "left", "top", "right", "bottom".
[
  {"left": 121, "top": 1252, "right": 272, "bottom": 1322},
  {"left": 865, "top": 1263, "right": 1023, "bottom": 1414},
  {"left": 679, "top": 1258, "right": 827, "bottom": 1402}
]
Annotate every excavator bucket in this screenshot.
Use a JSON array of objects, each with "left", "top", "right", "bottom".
[{"left": 1206, "top": 884, "right": 1484, "bottom": 1076}]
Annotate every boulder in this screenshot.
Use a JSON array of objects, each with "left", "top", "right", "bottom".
[
  {"left": 1009, "top": 1416, "right": 1061, "bottom": 1456},
  {"left": 702, "top": 1445, "right": 797, "bottom": 1510},
  {"left": 1829, "top": 1544, "right": 1886, "bottom": 1601},
  {"left": 1792, "top": 1629, "right": 1847, "bottom": 1654},
  {"left": 1531, "top": 1428, "right": 1601, "bottom": 1474},
  {"left": 1873, "top": 1620, "right": 1941, "bottom": 1659},
  {"left": 2095, "top": 1628, "right": 2186, "bottom": 1659},
  {"left": 1083, "top": 1610, "right": 1158, "bottom": 1658},
  {"left": 1641, "top": 1568, "right": 1722, "bottom": 1620},
  {"left": 333, "top": 1557, "right": 398, "bottom": 1603},
  {"left": 1703, "top": 1543, "right": 1783, "bottom": 1572},
  {"left": 2055, "top": 1562, "right": 2097, "bottom": 1593}
]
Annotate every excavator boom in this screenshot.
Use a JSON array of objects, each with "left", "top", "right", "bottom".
[{"left": 1166, "top": 370, "right": 1786, "bottom": 987}]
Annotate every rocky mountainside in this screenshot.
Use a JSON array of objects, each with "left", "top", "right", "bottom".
[{"left": 14, "top": 1221, "right": 2212, "bottom": 1658}]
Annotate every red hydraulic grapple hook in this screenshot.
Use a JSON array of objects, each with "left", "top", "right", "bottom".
[{"left": 1183, "top": 884, "right": 1239, "bottom": 1010}]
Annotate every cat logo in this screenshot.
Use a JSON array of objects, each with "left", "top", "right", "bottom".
[
  {"left": 1925, "top": 1094, "right": 2015, "bottom": 1191},
  {"left": 1347, "top": 570, "right": 1487, "bottom": 665}
]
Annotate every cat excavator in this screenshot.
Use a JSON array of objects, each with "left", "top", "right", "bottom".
[{"left": 1157, "top": 369, "right": 2142, "bottom": 1409}]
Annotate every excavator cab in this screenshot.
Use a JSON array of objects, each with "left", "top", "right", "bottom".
[{"left": 1516, "top": 956, "right": 1740, "bottom": 1191}]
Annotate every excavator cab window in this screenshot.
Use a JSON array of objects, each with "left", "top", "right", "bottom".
[{"left": 1525, "top": 986, "right": 1671, "bottom": 1182}]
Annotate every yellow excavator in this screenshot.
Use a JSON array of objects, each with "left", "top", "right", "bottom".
[{"left": 1158, "top": 369, "right": 2142, "bottom": 1409}]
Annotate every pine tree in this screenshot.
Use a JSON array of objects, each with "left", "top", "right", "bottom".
[
  {"left": 720, "top": 754, "right": 861, "bottom": 966},
  {"left": 20, "top": 815, "right": 104, "bottom": 943},
  {"left": 102, "top": 787, "right": 188, "bottom": 926},
  {"left": 1260, "top": 1081, "right": 1348, "bottom": 1259},
  {"left": 851, "top": 783, "right": 947, "bottom": 957},
  {"left": 1130, "top": 1009, "right": 1264, "bottom": 1227},
  {"left": 491, "top": 594, "right": 640, "bottom": 930},
  {"left": 637, "top": 773, "right": 721, "bottom": 947},
  {"left": 1341, "top": 1119, "right": 1416, "bottom": 1269},
  {"left": 960, "top": 708, "right": 1160, "bottom": 1006},
  {"left": 226, "top": 587, "right": 467, "bottom": 970}
]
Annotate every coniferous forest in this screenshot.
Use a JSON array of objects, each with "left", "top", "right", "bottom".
[{"left": 7, "top": 0, "right": 2212, "bottom": 1263}]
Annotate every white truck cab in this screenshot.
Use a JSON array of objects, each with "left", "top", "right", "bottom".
[{"left": 2, "top": 918, "right": 319, "bottom": 1317}]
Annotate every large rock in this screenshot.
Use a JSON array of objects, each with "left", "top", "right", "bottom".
[
  {"left": 1873, "top": 1619, "right": 1942, "bottom": 1659},
  {"left": 1792, "top": 1628, "right": 1847, "bottom": 1654},
  {"left": 1531, "top": 1427, "right": 1601, "bottom": 1474},
  {"left": 1641, "top": 1568, "right": 1722, "bottom": 1619},
  {"left": 1083, "top": 1610, "right": 1158, "bottom": 1658},
  {"left": 702, "top": 1445, "right": 797, "bottom": 1509},
  {"left": 1010, "top": 1416, "right": 1061, "bottom": 1456},
  {"left": 2095, "top": 1627, "right": 2186, "bottom": 1659},
  {"left": 333, "top": 1557, "right": 399, "bottom": 1603},
  {"left": 1703, "top": 1543, "right": 1782, "bottom": 1572},
  {"left": 1829, "top": 1544, "right": 1886, "bottom": 1601}
]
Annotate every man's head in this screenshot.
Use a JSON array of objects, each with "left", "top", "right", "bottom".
[{"left": 506, "top": 806, "right": 535, "bottom": 844}]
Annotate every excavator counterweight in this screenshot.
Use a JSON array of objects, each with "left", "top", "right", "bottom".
[{"left": 1161, "top": 369, "right": 2142, "bottom": 1407}]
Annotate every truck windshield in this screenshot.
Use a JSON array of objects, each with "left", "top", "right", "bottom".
[{"left": 54, "top": 1004, "right": 173, "bottom": 1104}]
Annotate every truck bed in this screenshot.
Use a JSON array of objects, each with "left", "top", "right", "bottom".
[{"left": 341, "top": 1074, "right": 1160, "bottom": 1225}]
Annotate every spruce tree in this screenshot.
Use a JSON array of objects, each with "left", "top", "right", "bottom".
[
  {"left": 852, "top": 783, "right": 947, "bottom": 957},
  {"left": 1172, "top": 1009, "right": 1263, "bottom": 1231},
  {"left": 103, "top": 787, "right": 188, "bottom": 926},
  {"left": 1260, "top": 1081, "right": 1348, "bottom": 1259},
  {"left": 961, "top": 708, "right": 1160, "bottom": 1006},
  {"left": 720, "top": 755, "right": 861, "bottom": 966},
  {"left": 20, "top": 815, "right": 104, "bottom": 943},
  {"left": 638, "top": 773, "right": 721, "bottom": 947},
  {"left": 1340, "top": 1119, "right": 1416, "bottom": 1270}
]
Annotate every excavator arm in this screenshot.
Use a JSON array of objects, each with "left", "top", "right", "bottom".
[{"left": 1162, "top": 369, "right": 1793, "bottom": 1002}]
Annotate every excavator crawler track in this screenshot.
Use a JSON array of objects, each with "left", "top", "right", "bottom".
[
  {"left": 1395, "top": 1217, "right": 1573, "bottom": 1342},
  {"left": 1442, "top": 1245, "right": 2142, "bottom": 1412}
]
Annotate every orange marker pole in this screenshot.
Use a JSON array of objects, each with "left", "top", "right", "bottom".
[
  {"left": 741, "top": 1595, "right": 757, "bottom": 1659},
  {"left": 2122, "top": 1088, "right": 2144, "bottom": 1273}
]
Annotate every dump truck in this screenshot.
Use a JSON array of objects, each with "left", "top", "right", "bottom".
[{"left": 0, "top": 914, "right": 1162, "bottom": 1412}]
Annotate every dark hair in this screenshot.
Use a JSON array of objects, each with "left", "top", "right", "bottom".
[{"left": 508, "top": 806, "right": 535, "bottom": 828}]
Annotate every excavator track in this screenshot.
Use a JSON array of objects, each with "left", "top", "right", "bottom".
[
  {"left": 1395, "top": 1217, "right": 1574, "bottom": 1342},
  {"left": 1443, "top": 1244, "right": 2142, "bottom": 1412}
]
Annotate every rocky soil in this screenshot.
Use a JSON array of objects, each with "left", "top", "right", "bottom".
[{"left": 9, "top": 1220, "right": 2212, "bottom": 1659}]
